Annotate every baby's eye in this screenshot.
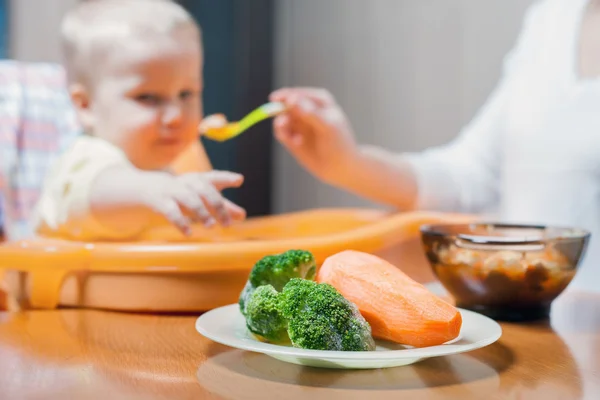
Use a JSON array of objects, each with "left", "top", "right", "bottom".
[
  {"left": 179, "top": 90, "right": 196, "bottom": 101},
  {"left": 135, "top": 93, "right": 162, "bottom": 106}
]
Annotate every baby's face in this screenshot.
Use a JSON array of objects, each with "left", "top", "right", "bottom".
[{"left": 87, "top": 30, "right": 202, "bottom": 170}]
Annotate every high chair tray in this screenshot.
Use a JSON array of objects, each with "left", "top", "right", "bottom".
[{"left": 0, "top": 208, "right": 472, "bottom": 312}]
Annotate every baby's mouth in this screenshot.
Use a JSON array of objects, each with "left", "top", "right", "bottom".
[{"left": 156, "top": 137, "right": 182, "bottom": 146}]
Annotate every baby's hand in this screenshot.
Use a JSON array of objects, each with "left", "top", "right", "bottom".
[
  {"left": 269, "top": 88, "right": 358, "bottom": 184},
  {"left": 143, "top": 170, "right": 245, "bottom": 235}
]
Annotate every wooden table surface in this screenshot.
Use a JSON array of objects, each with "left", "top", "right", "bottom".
[{"left": 0, "top": 291, "right": 599, "bottom": 400}]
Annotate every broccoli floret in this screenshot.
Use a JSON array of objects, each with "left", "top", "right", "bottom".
[
  {"left": 239, "top": 250, "right": 316, "bottom": 315},
  {"left": 244, "top": 285, "right": 289, "bottom": 343},
  {"left": 249, "top": 250, "right": 316, "bottom": 290},
  {"left": 279, "top": 278, "right": 375, "bottom": 351}
]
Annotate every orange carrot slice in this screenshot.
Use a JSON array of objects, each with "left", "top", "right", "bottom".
[{"left": 317, "top": 250, "right": 462, "bottom": 347}]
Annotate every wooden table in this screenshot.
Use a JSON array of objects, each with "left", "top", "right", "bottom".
[{"left": 0, "top": 292, "right": 598, "bottom": 400}]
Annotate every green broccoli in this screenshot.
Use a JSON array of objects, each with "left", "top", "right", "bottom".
[
  {"left": 249, "top": 250, "right": 317, "bottom": 290},
  {"left": 244, "top": 285, "right": 289, "bottom": 343},
  {"left": 239, "top": 250, "right": 316, "bottom": 315},
  {"left": 279, "top": 278, "right": 376, "bottom": 352}
]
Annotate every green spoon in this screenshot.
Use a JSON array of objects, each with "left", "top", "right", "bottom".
[{"left": 201, "top": 102, "right": 285, "bottom": 142}]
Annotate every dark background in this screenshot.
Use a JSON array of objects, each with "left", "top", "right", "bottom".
[
  {"left": 180, "top": 0, "right": 276, "bottom": 217},
  {"left": 0, "top": 0, "right": 6, "bottom": 58}
]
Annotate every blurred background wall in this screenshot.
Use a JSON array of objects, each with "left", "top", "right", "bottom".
[
  {"left": 5, "top": 0, "right": 535, "bottom": 215},
  {"left": 7, "top": 0, "right": 78, "bottom": 62}
]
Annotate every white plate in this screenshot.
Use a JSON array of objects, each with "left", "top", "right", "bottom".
[{"left": 195, "top": 304, "right": 502, "bottom": 369}]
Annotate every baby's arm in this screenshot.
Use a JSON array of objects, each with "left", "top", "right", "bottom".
[
  {"left": 88, "top": 167, "right": 245, "bottom": 236},
  {"left": 33, "top": 138, "right": 245, "bottom": 240}
]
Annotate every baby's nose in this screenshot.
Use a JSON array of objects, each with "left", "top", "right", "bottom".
[{"left": 162, "top": 103, "right": 183, "bottom": 128}]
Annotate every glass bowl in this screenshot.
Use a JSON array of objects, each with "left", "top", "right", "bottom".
[{"left": 420, "top": 223, "right": 590, "bottom": 321}]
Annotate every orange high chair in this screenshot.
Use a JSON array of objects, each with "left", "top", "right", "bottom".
[{"left": 0, "top": 140, "right": 472, "bottom": 312}]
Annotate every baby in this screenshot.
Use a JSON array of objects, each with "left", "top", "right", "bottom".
[{"left": 32, "top": 0, "right": 246, "bottom": 241}]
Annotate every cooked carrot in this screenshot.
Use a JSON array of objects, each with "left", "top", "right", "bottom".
[{"left": 317, "top": 250, "right": 462, "bottom": 347}]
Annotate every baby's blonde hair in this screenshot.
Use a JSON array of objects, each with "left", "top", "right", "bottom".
[{"left": 61, "top": 0, "right": 201, "bottom": 85}]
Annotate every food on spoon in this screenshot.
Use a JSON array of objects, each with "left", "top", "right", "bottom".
[
  {"left": 317, "top": 250, "right": 462, "bottom": 347},
  {"left": 199, "top": 113, "right": 227, "bottom": 131},
  {"left": 278, "top": 278, "right": 375, "bottom": 351},
  {"left": 239, "top": 250, "right": 317, "bottom": 316},
  {"left": 199, "top": 113, "right": 239, "bottom": 141}
]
